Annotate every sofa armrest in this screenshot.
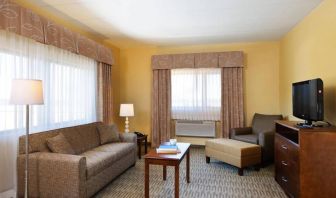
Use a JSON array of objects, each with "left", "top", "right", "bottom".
[
  {"left": 37, "top": 153, "right": 86, "bottom": 198},
  {"left": 119, "top": 133, "right": 137, "bottom": 162},
  {"left": 17, "top": 152, "right": 44, "bottom": 198},
  {"left": 120, "top": 132, "right": 137, "bottom": 144},
  {"left": 230, "top": 127, "right": 252, "bottom": 138}
]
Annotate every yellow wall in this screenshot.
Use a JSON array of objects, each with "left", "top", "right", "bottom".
[
  {"left": 17, "top": 0, "right": 336, "bottom": 138},
  {"left": 117, "top": 47, "right": 157, "bottom": 134},
  {"left": 279, "top": 0, "right": 336, "bottom": 124},
  {"left": 118, "top": 42, "right": 281, "bottom": 142}
]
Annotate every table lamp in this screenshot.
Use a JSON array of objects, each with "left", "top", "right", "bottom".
[
  {"left": 119, "top": 104, "right": 134, "bottom": 133},
  {"left": 10, "top": 79, "right": 44, "bottom": 198}
]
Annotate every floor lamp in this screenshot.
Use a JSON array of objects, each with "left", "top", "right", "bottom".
[
  {"left": 10, "top": 79, "right": 44, "bottom": 198},
  {"left": 120, "top": 104, "right": 134, "bottom": 133}
]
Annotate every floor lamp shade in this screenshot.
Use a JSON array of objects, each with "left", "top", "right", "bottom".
[
  {"left": 10, "top": 79, "right": 44, "bottom": 198},
  {"left": 10, "top": 79, "right": 44, "bottom": 105}
]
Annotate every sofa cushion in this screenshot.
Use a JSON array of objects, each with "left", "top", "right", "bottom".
[
  {"left": 46, "top": 133, "right": 75, "bottom": 154},
  {"left": 97, "top": 124, "right": 120, "bottom": 144},
  {"left": 80, "top": 150, "right": 118, "bottom": 178},
  {"left": 60, "top": 127, "right": 86, "bottom": 154},
  {"left": 81, "top": 143, "right": 135, "bottom": 178},
  {"left": 233, "top": 134, "right": 258, "bottom": 144},
  {"left": 76, "top": 123, "right": 101, "bottom": 151},
  {"left": 92, "top": 143, "right": 135, "bottom": 161},
  {"left": 57, "top": 123, "right": 102, "bottom": 154}
]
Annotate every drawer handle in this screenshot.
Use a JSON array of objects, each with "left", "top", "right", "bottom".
[
  {"left": 281, "top": 161, "right": 288, "bottom": 166},
  {"left": 281, "top": 176, "right": 288, "bottom": 183},
  {"left": 281, "top": 145, "right": 288, "bottom": 150}
]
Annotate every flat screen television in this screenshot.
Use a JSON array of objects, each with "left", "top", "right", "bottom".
[{"left": 292, "top": 78, "right": 324, "bottom": 125}]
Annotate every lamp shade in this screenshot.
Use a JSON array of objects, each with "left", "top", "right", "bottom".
[
  {"left": 10, "top": 79, "right": 44, "bottom": 105},
  {"left": 120, "top": 104, "right": 134, "bottom": 117}
]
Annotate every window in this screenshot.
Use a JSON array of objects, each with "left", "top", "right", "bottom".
[
  {"left": 0, "top": 30, "right": 97, "bottom": 133},
  {"left": 0, "top": 29, "right": 97, "bottom": 194},
  {"left": 171, "top": 68, "right": 221, "bottom": 121}
]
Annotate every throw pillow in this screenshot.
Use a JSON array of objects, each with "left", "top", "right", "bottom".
[
  {"left": 97, "top": 124, "right": 120, "bottom": 144},
  {"left": 46, "top": 133, "right": 75, "bottom": 154}
]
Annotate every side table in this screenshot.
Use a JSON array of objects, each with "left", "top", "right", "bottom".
[{"left": 137, "top": 135, "right": 148, "bottom": 159}]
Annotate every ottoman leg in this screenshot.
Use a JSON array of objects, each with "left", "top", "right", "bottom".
[
  {"left": 254, "top": 164, "right": 261, "bottom": 171},
  {"left": 238, "top": 168, "right": 244, "bottom": 176},
  {"left": 206, "top": 156, "right": 210, "bottom": 163}
]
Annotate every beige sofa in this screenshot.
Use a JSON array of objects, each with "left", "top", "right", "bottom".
[{"left": 17, "top": 122, "right": 137, "bottom": 198}]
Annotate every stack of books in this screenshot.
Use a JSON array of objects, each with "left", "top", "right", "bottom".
[{"left": 156, "top": 144, "right": 180, "bottom": 154}]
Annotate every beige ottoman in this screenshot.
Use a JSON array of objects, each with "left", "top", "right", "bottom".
[{"left": 205, "top": 139, "right": 261, "bottom": 176}]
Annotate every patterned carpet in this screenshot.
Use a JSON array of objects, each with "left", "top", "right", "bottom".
[{"left": 94, "top": 147, "right": 286, "bottom": 198}]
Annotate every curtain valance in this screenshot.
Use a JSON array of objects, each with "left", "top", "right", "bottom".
[
  {"left": 151, "top": 51, "right": 244, "bottom": 70},
  {"left": 0, "top": 0, "right": 114, "bottom": 65}
]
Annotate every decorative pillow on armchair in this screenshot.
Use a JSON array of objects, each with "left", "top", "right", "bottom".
[
  {"left": 97, "top": 124, "right": 120, "bottom": 144},
  {"left": 46, "top": 133, "right": 75, "bottom": 154}
]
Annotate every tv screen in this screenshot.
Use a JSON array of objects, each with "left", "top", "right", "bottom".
[{"left": 292, "top": 78, "right": 323, "bottom": 125}]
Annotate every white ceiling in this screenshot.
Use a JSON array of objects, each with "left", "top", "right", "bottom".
[{"left": 27, "top": 0, "right": 323, "bottom": 48}]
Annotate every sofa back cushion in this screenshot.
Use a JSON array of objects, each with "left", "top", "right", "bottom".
[
  {"left": 252, "top": 113, "right": 283, "bottom": 134},
  {"left": 76, "top": 123, "right": 101, "bottom": 152},
  {"left": 60, "top": 127, "right": 86, "bottom": 154},
  {"left": 18, "top": 122, "right": 102, "bottom": 155},
  {"left": 97, "top": 124, "right": 120, "bottom": 144},
  {"left": 58, "top": 123, "right": 101, "bottom": 154}
]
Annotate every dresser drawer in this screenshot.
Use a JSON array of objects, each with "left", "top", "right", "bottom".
[
  {"left": 275, "top": 162, "right": 298, "bottom": 198},
  {"left": 275, "top": 133, "right": 299, "bottom": 162},
  {"left": 276, "top": 156, "right": 298, "bottom": 173},
  {"left": 276, "top": 173, "right": 298, "bottom": 198},
  {"left": 275, "top": 133, "right": 299, "bottom": 197},
  {"left": 275, "top": 155, "right": 299, "bottom": 182},
  {"left": 275, "top": 144, "right": 299, "bottom": 170}
]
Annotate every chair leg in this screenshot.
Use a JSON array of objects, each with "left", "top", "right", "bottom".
[
  {"left": 254, "top": 164, "right": 260, "bottom": 171},
  {"left": 238, "top": 168, "right": 244, "bottom": 176},
  {"left": 206, "top": 156, "right": 210, "bottom": 163}
]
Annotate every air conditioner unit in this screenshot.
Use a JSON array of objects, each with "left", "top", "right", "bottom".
[{"left": 175, "top": 120, "right": 216, "bottom": 137}]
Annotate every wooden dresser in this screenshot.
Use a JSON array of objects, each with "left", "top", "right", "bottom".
[{"left": 275, "top": 120, "right": 336, "bottom": 198}]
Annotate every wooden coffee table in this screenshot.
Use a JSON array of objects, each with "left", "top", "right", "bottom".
[{"left": 144, "top": 142, "right": 191, "bottom": 198}]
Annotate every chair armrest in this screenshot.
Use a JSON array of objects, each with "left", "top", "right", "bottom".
[
  {"left": 37, "top": 153, "right": 87, "bottom": 198},
  {"left": 258, "top": 131, "right": 274, "bottom": 147},
  {"left": 230, "top": 127, "right": 252, "bottom": 138},
  {"left": 258, "top": 131, "right": 275, "bottom": 163},
  {"left": 120, "top": 132, "right": 137, "bottom": 144}
]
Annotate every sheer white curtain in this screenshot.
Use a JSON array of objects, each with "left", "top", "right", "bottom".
[
  {"left": 0, "top": 30, "right": 97, "bottom": 194},
  {"left": 171, "top": 68, "right": 221, "bottom": 121}
]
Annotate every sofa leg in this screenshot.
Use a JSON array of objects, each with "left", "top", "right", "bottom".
[
  {"left": 238, "top": 168, "right": 244, "bottom": 176},
  {"left": 206, "top": 156, "right": 210, "bottom": 163}
]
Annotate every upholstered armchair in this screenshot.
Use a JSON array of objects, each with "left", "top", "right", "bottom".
[{"left": 230, "top": 113, "right": 283, "bottom": 164}]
